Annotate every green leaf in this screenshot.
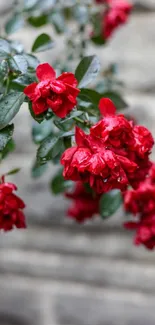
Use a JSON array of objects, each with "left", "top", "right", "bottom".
[
  {"left": 0, "top": 92, "right": 25, "bottom": 130},
  {"left": 1, "top": 139, "right": 15, "bottom": 158},
  {"left": 73, "top": 5, "right": 88, "bottom": 25},
  {"left": 24, "top": 0, "right": 39, "bottom": 10},
  {"left": 6, "top": 167, "right": 20, "bottom": 176},
  {"left": 78, "top": 89, "right": 101, "bottom": 107},
  {"left": 48, "top": 11, "right": 65, "bottom": 33},
  {"left": 91, "top": 35, "right": 106, "bottom": 46},
  {"left": 99, "top": 189, "right": 122, "bottom": 219},
  {"left": 32, "top": 33, "right": 54, "bottom": 53},
  {"left": 35, "top": 0, "right": 56, "bottom": 10},
  {"left": 0, "top": 60, "right": 9, "bottom": 79},
  {"left": 63, "top": 136, "right": 71, "bottom": 149},
  {"left": 37, "top": 134, "right": 63, "bottom": 164},
  {"left": 9, "top": 40, "right": 24, "bottom": 54},
  {"left": 75, "top": 55, "right": 100, "bottom": 88},
  {"left": 79, "top": 89, "right": 127, "bottom": 111},
  {"left": 31, "top": 160, "right": 48, "bottom": 178},
  {"left": 28, "top": 15, "right": 48, "bottom": 27},
  {"left": 59, "top": 130, "right": 75, "bottom": 138},
  {"left": 0, "top": 124, "right": 14, "bottom": 151},
  {"left": 54, "top": 110, "right": 83, "bottom": 131},
  {"left": 11, "top": 74, "right": 36, "bottom": 91},
  {"left": 32, "top": 119, "right": 53, "bottom": 144},
  {"left": 0, "top": 39, "right": 11, "bottom": 57},
  {"left": 50, "top": 168, "right": 73, "bottom": 195},
  {"left": 8, "top": 55, "right": 28, "bottom": 73},
  {"left": 5, "top": 13, "right": 25, "bottom": 35},
  {"left": 24, "top": 54, "right": 40, "bottom": 69},
  {"left": 101, "top": 91, "right": 127, "bottom": 110}
]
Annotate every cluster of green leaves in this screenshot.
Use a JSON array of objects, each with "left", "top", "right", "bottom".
[
  {"left": 4, "top": 0, "right": 107, "bottom": 47},
  {"left": 5, "top": 0, "right": 70, "bottom": 36},
  {"left": 0, "top": 37, "right": 40, "bottom": 160}
]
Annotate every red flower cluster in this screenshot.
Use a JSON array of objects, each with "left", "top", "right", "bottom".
[
  {"left": 24, "top": 63, "right": 80, "bottom": 118},
  {"left": 61, "top": 98, "right": 154, "bottom": 194},
  {"left": 97, "top": 0, "right": 132, "bottom": 39},
  {"left": 124, "top": 163, "right": 155, "bottom": 249},
  {"left": 0, "top": 180, "right": 26, "bottom": 231},
  {"left": 65, "top": 182, "right": 100, "bottom": 223}
]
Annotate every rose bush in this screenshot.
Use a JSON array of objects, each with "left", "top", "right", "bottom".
[{"left": 0, "top": 0, "right": 154, "bottom": 250}]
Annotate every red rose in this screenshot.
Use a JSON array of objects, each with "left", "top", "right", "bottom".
[
  {"left": 91, "top": 100, "right": 134, "bottom": 149},
  {"left": 124, "top": 182, "right": 155, "bottom": 216},
  {"left": 103, "top": 0, "right": 132, "bottom": 38},
  {"left": 148, "top": 163, "right": 155, "bottom": 184},
  {"left": 24, "top": 63, "right": 80, "bottom": 118},
  {"left": 127, "top": 155, "right": 152, "bottom": 189},
  {"left": 0, "top": 181, "right": 26, "bottom": 231},
  {"left": 123, "top": 163, "right": 155, "bottom": 249},
  {"left": 124, "top": 214, "right": 155, "bottom": 250},
  {"left": 61, "top": 126, "right": 137, "bottom": 194},
  {"left": 97, "top": 98, "right": 154, "bottom": 187},
  {"left": 65, "top": 182, "right": 100, "bottom": 223},
  {"left": 109, "top": 0, "right": 132, "bottom": 14},
  {"left": 132, "top": 125, "right": 154, "bottom": 158}
]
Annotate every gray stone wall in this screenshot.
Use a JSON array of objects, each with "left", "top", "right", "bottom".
[{"left": 0, "top": 1, "right": 155, "bottom": 325}]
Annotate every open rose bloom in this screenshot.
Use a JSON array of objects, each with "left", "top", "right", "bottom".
[
  {"left": 65, "top": 182, "right": 100, "bottom": 223},
  {"left": 0, "top": 180, "right": 26, "bottom": 231},
  {"left": 24, "top": 63, "right": 80, "bottom": 118},
  {"left": 95, "top": 0, "right": 133, "bottom": 39}
]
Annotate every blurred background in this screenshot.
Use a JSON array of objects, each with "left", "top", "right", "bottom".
[{"left": 0, "top": 0, "right": 155, "bottom": 324}]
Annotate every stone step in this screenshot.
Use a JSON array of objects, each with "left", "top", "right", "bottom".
[
  {"left": 0, "top": 249, "right": 155, "bottom": 294},
  {"left": 0, "top": 274, "right": 155, "bottom": 325},
  {"left": 0, "top": 227, "right": 153, "bottom": 263}
]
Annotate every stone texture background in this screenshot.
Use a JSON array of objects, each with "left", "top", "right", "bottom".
[{"left": 0, "top": 1, "right": 155, "bottom": 324}]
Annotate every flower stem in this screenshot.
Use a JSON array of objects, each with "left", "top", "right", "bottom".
[
  {"left": 5, "top": 77, "right": 10, "bottom": 95},
  {"left": 74, "top": 116, "right": 85, "bottom": 124}
]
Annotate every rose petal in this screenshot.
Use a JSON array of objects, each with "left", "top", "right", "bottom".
[
  {"left": 99, "top": 98, "right": 116, "bottom": 116},
  {"left": 24, "top": 82, "right": 38, "bottom": 100},
  {"left": 32, "top": 99, "right": 48, "bottom": 115},
  {"left": 36, "top": 63, "right": 56, "bottom": 81},
  {"left": 75, "top": 127, "right": 87, "bottom": 147},
  {"left": 50, "top": 80, "right": 66, "bottom": 93},
  {"left": 124, "top": 221, "right": 138, "bottom": 230},
  {"left": 61, "top": 147, "right": 77, "bottom": 164},
  {"left": 47, "top": 97, "right": 62, "bottom": 110},
  {"left": 57, "top": 72, "right": 78, "bottom": 87}
]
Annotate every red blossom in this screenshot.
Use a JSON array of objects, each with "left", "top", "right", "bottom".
[
  {"left": 61, "top": 126, "right": 137, "bottom": 194},
  {"left": 127, "top": 155, "right": 152, "bottom": 189},
  {"left": 124, "top": 214, "right": 155, "bottom": 250},
  {"left": 24, "top": 63, "right": 80, "bottom": 118},
  {"left": 123, "top": 163, "right": 155, "bottom": 249},
  {"left": 0, "top": 181, "right": 26, "bottom": 231},
  {"left": 61, "top": 98, "right": 154, "bottom": 194},
  {"left": 65, "top": 182, "right": 100, "bottom": 223},
  {"left": 103, "top": 0, "right": 132, "bottom": 39},
  {"left": 124, "top": 182, "right": 155, "bottom": 216}
]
